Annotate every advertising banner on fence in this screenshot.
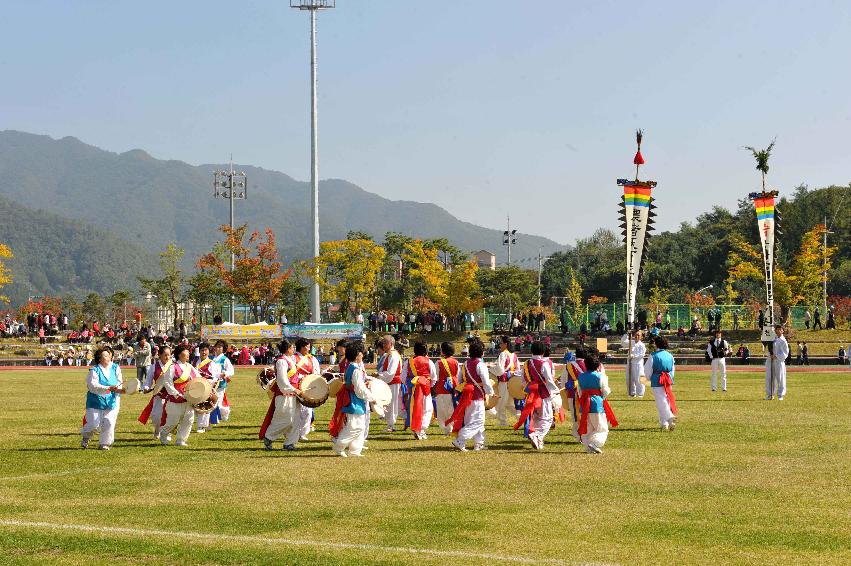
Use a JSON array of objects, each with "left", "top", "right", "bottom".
[
  {"left": 282, "top": 323, "right": 364, "bottom": 340},
  {"left": 201, "top": 323, "right": 282, "bottom": 339}
]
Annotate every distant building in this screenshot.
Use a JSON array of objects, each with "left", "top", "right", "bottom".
[{"left": 473, "top": 250, "right": 496, "bottom": 270}]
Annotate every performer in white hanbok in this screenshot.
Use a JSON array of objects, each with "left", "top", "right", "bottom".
[
  {"left": 494, "top": 336, "right": 522, "bottom": 425},
  {"left": 434, "top": 342, "right": 460, "bottom": 435},
  {"left": 766, "top": 325, "right": 789, "bottom": 400},
  {"left": 376, "top": 335, "right": 403, "bottom": 432},
  {"left": 514, "top": 341, "right": 560, "bottom": 449},
  {"left": 81, "top": 347, "right": 126, "bottom": 450},
  {"left": 329, "top": 341, "right": 377, "bottom": 457},
  {"left": 292, "top": 338, "right": 320, "bottom": 440},
  {"left": 577, "top": 347, "right": 619, "bottom": 453},
  {"left": 193, "top": 342, "right": 216, "bottom": 433},
  {"left": 259, "top": 340, "right": 302, "bottom": 451},
  {"left": 405, "top": 341, "right": 437, "bottom": 440},
  {"left": 644, "top": 336, "right": 678, "bottom": 431},
  {"left": 446, "top": 339, "right": 494, "bottom": 452},
  {"left": 209, "top": 340, "right": 234, "bottom": 424},
  {"left": 159, "top": 344, "right": 200, "bottom": 446},
  {"left": 138, "top": 344, "right": 172, "bottom": 439}
]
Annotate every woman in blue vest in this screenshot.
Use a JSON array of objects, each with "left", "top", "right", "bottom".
[
  {"left": 330, "top": 341, "right": 376, "bottom": 457},
  {"left": 643, "top": 336, "right": 678, "bottom": 431},
  {"left": 81, "top": 346, "right": 126, "bottom": 450}
]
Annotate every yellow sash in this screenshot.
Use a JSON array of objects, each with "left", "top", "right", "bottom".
[{"left": 174, "top": 362, "right": 193, "bottom": 384}]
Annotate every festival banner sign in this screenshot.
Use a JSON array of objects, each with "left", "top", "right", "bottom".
[
  {"left": 281, "top": 323, "right": 364, "bottom": 340},
  {"left": 201, "top": 324, "right": 282, "bottom": 338},
  {"left": 749, "top": 191, "right": 779, "bottom": 342}
]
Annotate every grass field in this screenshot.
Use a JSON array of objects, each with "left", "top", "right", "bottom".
[{"left": 1, "top": 366, "right": 849, "bottom": 566}]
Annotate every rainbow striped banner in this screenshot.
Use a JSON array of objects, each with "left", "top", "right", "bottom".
[
  {"left": 754, "top": 197, "right": 775, "bottom": 220},
  {"left": 623, "top": 185, "right": 652, "bottom": 208}
]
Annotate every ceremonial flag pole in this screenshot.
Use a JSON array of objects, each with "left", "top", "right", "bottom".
[
  {"left": 744, "top": 140, "right": 779, "bottom": 396},
  {"left": 617, "top": 130, "right": 657, "bottom": 395}
]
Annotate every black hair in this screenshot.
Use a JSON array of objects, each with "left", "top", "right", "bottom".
[
  {"left": 440, "top": 341, "right": 455, "bottom": 357},
  {"left": 655, "top": 336, "right": 669, "bottom": 350},
  {"left": 345, "top": 341, "right": 364, "bottom": 362},
  {"left": 198, "top": 342, "right": 211, "bottom": 352},
  {"left": 336, "top": 339, "right": 349, "bottom": 349},
  {"left": 413, "top": 341, "right": 428, "bottom": 356},
  {"left": 214, "top": 339, "right": 228, "bottom": 349},
  {"left": 174, "top": 343, "right": 191, "bottom": 358},
  {"left": 94, "top": 346, "right": 113, "bottom": 364},
  {"left": 295, "top": 338, "right": 311, "bottom": 352},
  {"left": 583, "top": 346, "right": 601, "bottom": 372},
  {"left": 530, "top": 341, "right": 545, "bottom": 356},
  {"left": 468, "top": 338, "right": 484, "bottom": 359},
  {"left": 544, "top": 346, "right": 551, "bottom": 358},
  {"left": 278, "top": 339, "right": 291, "bottom": 354},
  {"left": 500, "top": 335, "right": 513, "bottom": 352}
]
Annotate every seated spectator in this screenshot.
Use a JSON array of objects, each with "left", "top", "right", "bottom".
[{"left": 838, "top": 346, "right": 848, "bottom": 364}]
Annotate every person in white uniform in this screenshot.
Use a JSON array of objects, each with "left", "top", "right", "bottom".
[
  {"left": 261, "top": 340, "right": 302, "bottom": 451},
  {"left": 494, "top": 336, "right": 522, "bottom": 425},
  {"left": 621, "top": 330, "right": 646, "bottom": 397},
  {"left": 707, "top": 330, "right": 731, "bottom": 392},
  {"left": 331, "top": 341, "right": 377, "bottom": 457},
  {"left": 766, "top": 325, "right": 789, "bottom": 400}
]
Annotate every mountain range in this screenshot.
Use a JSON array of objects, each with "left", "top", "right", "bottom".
[{"left": 0, "top": 130, "right": 564, "bottom": 306}]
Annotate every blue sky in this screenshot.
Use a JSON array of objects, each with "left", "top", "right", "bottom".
[{"left": 2, "top": 0, "right": 849, "bottom": 247}]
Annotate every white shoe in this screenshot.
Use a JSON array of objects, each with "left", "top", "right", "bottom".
[
  {"left": 99, "top": 445, "right": 110, "bottom": 451},
  {"left": 80, "top": 438, "right": 89, "bottom": 449},
  {"left": 175, "top": 441, "right": 188, "bottom": 447},
  {"left": 473, "top": 443, "right": 487, "bottom": 451},
  {"left": 300, "top": 435, "right": 310, "bottom": 442},
  {"left": 586, "top": 443, "right": 602, "bottom": 454},
  {"left": 333, "top": 448, "right": 347, "bottom": 458},
  {"left": 160, "top": 436, "right": 170, "bottom": 446},
  {"left": 196, "top": 428, "right": 206, "bottom": 434},
  {"left": 668, "top": 420, "right": 676, "bottom": 431},
  {"left": 452, "top": 440, "right": 467, "bottom": 452},
  {"left": 778, "top": 396, "right": 784, "bottom": 401},
  {"left": 661, "top": 423, "right": 670, "bottom": 431}
]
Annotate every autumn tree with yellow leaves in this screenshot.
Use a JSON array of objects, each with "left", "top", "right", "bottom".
[
  {"left": 311, "top": 238, "right": 385, "bottom": 320},
  {"left": 402, "top": 240, "right": 448, "bottom": 308},
  {"left": 443, "top": 260, "right": 482, "bottom": 318},
  {"left": 0, "top": 243, "right": 12, "bottom": 303},
  {"left": 790, "top": 224, "right": 836, "bottom": 307}
]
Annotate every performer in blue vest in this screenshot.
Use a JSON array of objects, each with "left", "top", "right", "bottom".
[
  {"left": 329, "top": 341, "right": 376, "bottom": 457},
  {"left": 81, "top": 346, "right": 126, "bottom": 450},
  {"left": 209, "top": 339, "right": 234, "bottom": 425},
  {"left": 576, "top": 348, "right": 618, "bottom": 454},
  {"left": 643, "top": 336, "right": 678, "bottom": 431}
]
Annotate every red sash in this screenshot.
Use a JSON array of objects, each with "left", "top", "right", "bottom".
[
  {"left": 328, "top": 382, "right": 353, "bottom": 439},
  {"left": 444, "top": 360, "right": 483, "bottom": 434},
  {"left": 166, "top": 363, "right": 194, "bottom": 404},
  {"left": 407, "top": 356, "right": 432, "bottom": 433},
  {"left": 138, "top": 361, "right": 171, "bottom": 424},
  {"left": 259, "top": 357, "right": 298, "bottom": 440},
  {"left": 577, "top": 389, "right": 619, "bottom": 436},
  {"left": 513, "top": 359, "right": 546, "bottom": 432},
  {"left": 658, "top": 371, "right": 678, "bottom": 415}
]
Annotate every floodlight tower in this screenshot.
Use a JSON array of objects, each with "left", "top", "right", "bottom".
[
  {"left": 213, "top": 159, "right": 247, "bottom": 323},
  {"left": 292, "top": 0, "right": 335, "bottom": 323},
  {"left": 503, "top": 215, "right": 517, "bottom": 265}
]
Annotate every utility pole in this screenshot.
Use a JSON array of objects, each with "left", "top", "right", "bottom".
[
  {"left": 503, "top": 215, "right": 517, "bottom": 266},
  {"left": 292, "top": 0, "right": 334, "bottom": 323},
  {"left": 537, "top": 247, "right": 551, "bottom": 307},
  {"left": 821, "top": 215, "right": 834, "bottom": 313},
  {"left": 213, "top": 158, "right": 247, "bottom": 323}
]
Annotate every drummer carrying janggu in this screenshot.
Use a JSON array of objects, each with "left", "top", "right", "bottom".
[{"left": 329, "top": 341, "right": 376, "bottom": 457}]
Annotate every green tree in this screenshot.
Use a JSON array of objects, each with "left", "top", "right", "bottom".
[
  {"left": 478, "top": 265, "right": 538, "bottom": 314},
  {"left": 81, "top": 292, "right": 107, "bottom": 323},
  {"left": 139, "top": 243, "right": 186, "bottom": 330}
]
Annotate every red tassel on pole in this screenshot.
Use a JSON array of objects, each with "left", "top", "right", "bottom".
[{"left": 633, "top": 151, "right": 645, "bottom": 165}]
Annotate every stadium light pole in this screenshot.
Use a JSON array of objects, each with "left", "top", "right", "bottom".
[
  {"left": 292, "top": 0, "right": 334, "bottom": 323},
  {"left": 537, "top": 247, "right": 551, "bottom": 307},
  {"left": 503, "top": 214, "right": 517, "bottom": 266},
  {"left": 213, "top": 158, "right": 247, "bottom": 323}
]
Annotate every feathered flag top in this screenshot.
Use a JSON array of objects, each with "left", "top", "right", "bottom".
[{"left": 616, "top": 130, "right": 657, "bottom": 328}]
